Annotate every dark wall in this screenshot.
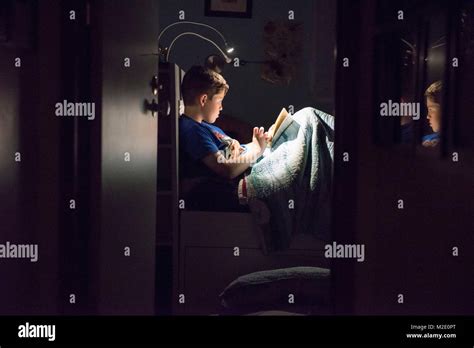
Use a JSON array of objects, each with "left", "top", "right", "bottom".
[
  {"left": 0, "top": 0, "right": 61, "bottom": 314},
  {"left": 158, "top": 0, "right": 336, "bottom": 128},
  {"left": 0, "top": 0, "right": 159, "bottom": 315}
]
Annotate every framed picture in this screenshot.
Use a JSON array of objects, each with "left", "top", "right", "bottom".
[{"left": 205, "top": 0, "right": 252, "bottom": 18}]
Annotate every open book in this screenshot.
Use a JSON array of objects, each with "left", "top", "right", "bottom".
[
  {"left": 221, "top": 108, "right": 292, "bottom": 160},
  {"left": 267, "top": 107, "right": 292, "bottom": 147}
]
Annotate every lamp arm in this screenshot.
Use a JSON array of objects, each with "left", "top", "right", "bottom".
[
  {"left": 158, "top": 21, "right": 228, "bottom": 47},
  {"left": 166, "top": 32, "right": 232, "bottom": 63}
]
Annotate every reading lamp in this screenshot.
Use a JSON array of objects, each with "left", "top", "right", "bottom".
[
  {"left": 158, "top": 21, "right": 235, "bottom": 68},
  {"left": 149, "top": 22, "right": 235, "bottom": 117}
]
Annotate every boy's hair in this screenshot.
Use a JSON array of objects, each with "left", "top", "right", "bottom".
[
  {"left": 181, "top": 66, "right": 229, "bottom": 106},
  {"left": 424, "top": 80, "right": 442, "bottom": 104}
]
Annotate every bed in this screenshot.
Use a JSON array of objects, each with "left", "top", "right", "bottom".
[
  {"left": 161, "top": 63, "right": 333, "bottom": 315},
  {"left": 173, "top": 111, "right": 333, "bottom": 316}
]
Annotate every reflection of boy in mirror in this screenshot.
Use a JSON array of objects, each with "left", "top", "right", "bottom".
[{"left": 422, "top": 80, "right": 442, "bottom": 147}]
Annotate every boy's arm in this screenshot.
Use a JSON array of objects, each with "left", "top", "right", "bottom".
[
  {"left": 201, "top": 142, "right": 263, "bottom": 179},
  {"left": 202, "top": 127, "right": 268, "bottom": 179}
]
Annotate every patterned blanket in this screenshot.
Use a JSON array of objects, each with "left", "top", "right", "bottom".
[{"left": 238, "top": 107, "right": 334, "bottom": 251}]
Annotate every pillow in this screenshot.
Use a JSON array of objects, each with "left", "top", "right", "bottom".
[{"left": 219, "top": 267, "right": 331, "bottom": 314}]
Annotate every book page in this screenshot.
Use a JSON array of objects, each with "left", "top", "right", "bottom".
[
  {"left": 268, "top": 108, "right": 291, "bottom": 146},
  {"left": 273, "top": 108, "right": 289, "bottom": 134}
]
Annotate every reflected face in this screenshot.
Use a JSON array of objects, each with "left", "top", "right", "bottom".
[
  {"left": 426, "top": 97, "right": 441, "bottom": 133},
  {"left": 202, "top": 90, "right": 225, "bottom": 124}
]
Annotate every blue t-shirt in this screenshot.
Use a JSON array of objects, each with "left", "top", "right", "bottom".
[
  {"left": 180, "top": 115, "right": 230, "bottom": 160},
  {"left": 179, "top": 115, "right": 247, "bottom": 179},
  {"left": 422, "top": 132, "right": 440, "bottom": 146}
]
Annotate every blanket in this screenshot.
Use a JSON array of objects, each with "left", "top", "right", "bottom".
[{"left": 238, "top": 107, "right": 334, "bottom": 251}]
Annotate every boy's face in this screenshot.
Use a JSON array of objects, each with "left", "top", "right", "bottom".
[
  {"left": 426, "top": 97, "right": 441, "bottom": 132},
  {"left": 200, "top": 90, "right": 225, "bottom": 123}
]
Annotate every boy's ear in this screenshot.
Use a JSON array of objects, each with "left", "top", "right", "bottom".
[{"left": 198, "top": 93, "right": 208, "bottom": 107}]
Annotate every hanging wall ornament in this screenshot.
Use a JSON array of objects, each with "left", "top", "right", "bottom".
[{"left": 261, "top": 20, "right": 303, "bottom": 85}]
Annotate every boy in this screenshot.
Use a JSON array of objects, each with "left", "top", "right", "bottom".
[
  {"left": 179, "top": 66, "right": 269, "bottom": 211},
  {"left": 422, "top": 80, "right": 442, "bottom": 147}
]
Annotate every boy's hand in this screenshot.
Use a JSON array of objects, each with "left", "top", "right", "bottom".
[
  {"left": 252, "top": 127, "right": 268, "bottom": 155},
  {"left": 229, "top": 139, "right": 242, "bottom": 158},
  {"left": 266, "top": 124, "right": 275, "bottom": 143},
  {"left": 422, "top": 139, "right": 440, "bottom": 147}
]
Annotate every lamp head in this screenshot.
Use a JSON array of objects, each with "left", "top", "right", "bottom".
[{"left": 225, "top": 43, "right": 235, "bottom": 54}]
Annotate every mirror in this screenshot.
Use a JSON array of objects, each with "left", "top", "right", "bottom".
[{"left": 373, "top": 1, "right": 449, "bottom": 153}]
